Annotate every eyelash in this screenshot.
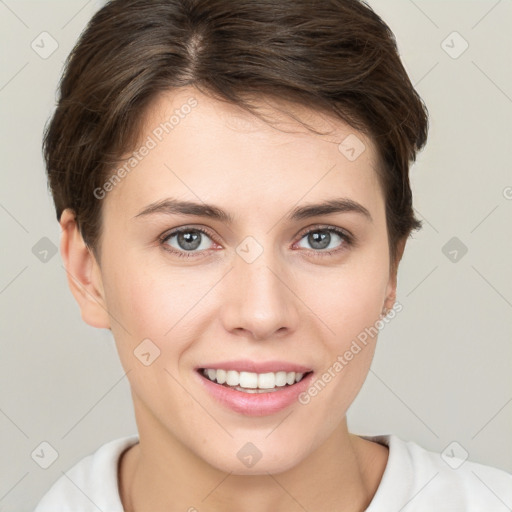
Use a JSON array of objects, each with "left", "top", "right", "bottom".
[{"left": 159, "top": 225, "right": 354, "bottom": 259}]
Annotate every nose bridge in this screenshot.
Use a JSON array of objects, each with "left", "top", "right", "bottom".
[{"left": 220, "top": 236, "right": 299, "bottom": 339}]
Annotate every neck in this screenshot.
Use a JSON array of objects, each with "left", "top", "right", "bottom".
[{"left": 119, "top": 399, "right": 388, "bottom": 512}]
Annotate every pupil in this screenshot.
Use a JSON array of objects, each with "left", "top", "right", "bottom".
[
  {"left": 178, "top": 231, "right": 201, "bottom": 250},
  {"left": 309, "top": 231, "right": 330, "bottom": 250}
]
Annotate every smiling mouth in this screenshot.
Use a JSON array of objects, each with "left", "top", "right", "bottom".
[{"left": 198, "top": 368, "right": 314, "bottom": 393}]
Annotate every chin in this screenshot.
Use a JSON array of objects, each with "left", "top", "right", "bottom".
[{"left": 198, "top": 442, "right": 305, "bottom": 476}]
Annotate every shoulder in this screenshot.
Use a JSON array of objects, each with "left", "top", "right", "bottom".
[
  {"left": 33, "top": 434, "right": 139, "bottom": 512},
  {"left": 362, "top": 434, "right": 512, "bottom": 512}
]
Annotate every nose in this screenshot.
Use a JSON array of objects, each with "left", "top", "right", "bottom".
[{"left": 219, "top": 244, "right": 300, "bottom": 341}]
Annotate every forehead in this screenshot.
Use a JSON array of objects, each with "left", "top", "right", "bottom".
[{"left": 102, "top": 87, "right": 383, "bottom": 221}]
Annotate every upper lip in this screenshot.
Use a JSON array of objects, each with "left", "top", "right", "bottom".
[{"left": 196, "top": 360, "right": 313, "bottom": 374}]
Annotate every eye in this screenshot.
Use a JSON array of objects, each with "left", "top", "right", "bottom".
[
  {"left": 160, "top": 227, "right": 217, "bottom": 258},
  {"left": 159, "top": 225, "right": 354, "bottom": 259},
  {"left": 294, "top": 226, "right": 352, "bottom": 255}
]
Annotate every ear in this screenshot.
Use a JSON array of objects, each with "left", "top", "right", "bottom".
[
  {"left": 59, "top": 209, "right": 110, "bottom": 329},
  {"left": 383, "top": 237, "right": 407, "bottom": 312}
]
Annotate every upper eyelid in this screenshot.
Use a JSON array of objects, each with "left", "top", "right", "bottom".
[
  {"left": 298, "top": 224, "right": 350, "bottom": 237},
  {"left": 160, "top": 225, "right": 216, "bottom": 241}
]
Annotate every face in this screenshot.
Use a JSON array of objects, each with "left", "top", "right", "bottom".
[{"left": 92, "top": 88, "right": 397, "bottom": 474}]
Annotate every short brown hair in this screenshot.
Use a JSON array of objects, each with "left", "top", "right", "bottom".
[{"left": 43, "top": 0, "right": 428, "bottom": 267}]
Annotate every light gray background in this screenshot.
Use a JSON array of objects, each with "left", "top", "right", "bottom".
[{"left": 1, "top": 1, "right": 511, "bottom": 510}]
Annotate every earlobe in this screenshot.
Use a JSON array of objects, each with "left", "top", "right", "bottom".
[
  {"left": 384, "top": 237, "right": 407, "bottom": 313},
  {"left": 59, "top": 209, "right": 111, "bottom": 329}
]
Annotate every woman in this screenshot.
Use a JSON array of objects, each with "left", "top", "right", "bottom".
[{"left": 34, "top": 0, "right": 512, "bottom": 510}]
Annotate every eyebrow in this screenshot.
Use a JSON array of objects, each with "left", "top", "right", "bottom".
[{"left": 134, "top": 197, "right": 372, "bottom": 223}]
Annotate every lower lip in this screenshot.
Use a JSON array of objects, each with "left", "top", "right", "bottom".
[{"left": 195, "top": 370, "right": 314, "bottom": 417}]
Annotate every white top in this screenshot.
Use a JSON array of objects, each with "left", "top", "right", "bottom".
[{"left": 33, "top": 433, "right": 512, "bottom": 511}]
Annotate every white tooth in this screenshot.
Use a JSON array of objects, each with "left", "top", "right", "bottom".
[
  {"left": 207, "top": 368, "right": 307, "bottom": 388},
  {"left": 239, "top": 371, "right": 258, "bottom": 388},
  {"left": 275, "top": 371, "right": 287, "bottom": 387},
  {"left": 286, "top": 372, "right": 296, "bottom": 385},
  {"left": 216, "top": 369, "right": 226, "bottom": 384},
  {"left": 258, "top": 372, "right": 276, "bottom": 389},
  {"left": 226, "top": 370, "right": 240, "bottom": 386},
  {"left": 238, "top": 387, "right": 261, "bottom": 393},
  {"left": 240, "top": 387, "right": 259, "bottom": 393},
  {"left": 234, "top": 386, "right": 279, "bottom": 394}
]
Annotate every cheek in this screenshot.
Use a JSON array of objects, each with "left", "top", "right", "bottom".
[
  {"left": 100, "top": 253, "right": 170, "bottom": 363},
  {"left": 102, "top": 254, "right": 222, "bottom": 376},
  {"left": 103, "top": 249, "right": 196, "bottom": 332},
  {"left": 296, "top": 267, "right": 386, "bottom": 426},
  {"left": 293, "top": 248, "right": 389, "bottom": 410},
  {"left": 102, "top": 264, "right": 202, "bottom": 412},
  {"left": 301, "top": 253, "right": 389, "bottom": 347}
]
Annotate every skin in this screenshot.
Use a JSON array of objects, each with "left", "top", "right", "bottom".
[{"left": 60, "top": 87, "right": 406, "bottom": 512}]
